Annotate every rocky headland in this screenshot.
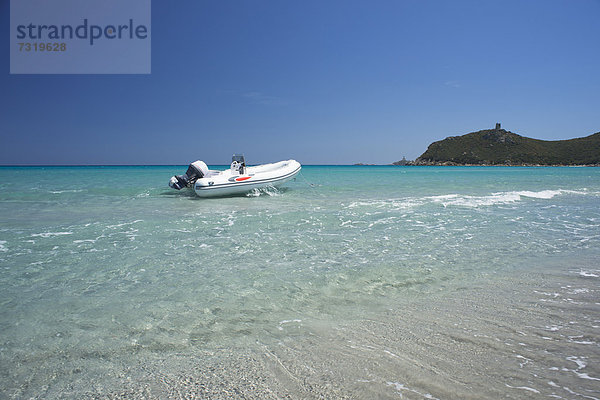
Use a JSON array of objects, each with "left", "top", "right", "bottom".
[{"left": 393, "top": 125, "right": 600, "bottom": 166}]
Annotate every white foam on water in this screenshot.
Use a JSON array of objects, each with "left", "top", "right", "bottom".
[
  {"left": 516, "top": 190, "right": 563, "bottom": 199},
  {"left": 346, "top": 188, "right": 590, "bottom": 211},
  {"left": 346, "top": 199, "right": 422, "bottom": 210},
  {"left": 278, "top": 319, "right": 302, "bottom": 330},
  {"left": 386, "top": 382, "right": 439, "bottom": 399},
  {"left": 534, "top": 290, "right": 561, "bottom": 298},
  {"left": 566, "top": 356, "right": 587, "bottom": 370},
  {"left": 387, "top": 382, "right": 405, "bottom": 394},
  {"left": 0, "top": 240, "right": 7, "bottom": 252},
  {"left": 279, "top": 319, "right": 302, "bottom": 324},
  {"left": 505, "top": 384, "right": 540, "bottom": 394},
  {"left": 515, "top": 355, "right": 531, "bottom": 368},
  {"left": 576, "top": 373, "right": 600, "bottom": 381},
  {"left": 73, "top": 239, "right": 96, "bottom": 244},
  {"left": 563, "top": 356, "right": 600, "bottom": 378},
  {"left": 428, "top": 194, "right": 460, "bottom": 200},
  {"left": 246, "top": 189, "right": 262, "bottom": 197},
  {"left": 569, "top": 340, "right": 596, "bottom": 344},
  {"left": 49, "top": 189, "right": 84, "bottom": 194},
  {"left": 562, "top": 386, "right": 600, "bottom": 400},
  {"left": 31, "top": 232, "right": 73, "bottom": 238},
  {"left": 246, "top": 186, "right": 281, "bottom": 197},
  {"left": 383, "top": 350, "right": 400, "bottom": 358},
  {"left": 106, "top": 220, "right": 143, "bottom": 229},
  {"left": 578, "top": 270, "right": 599, "bottom": 278},
  {"left": 428, "top": 189, "right": 589, "bottom": 208},
  {"left": 347, "top": 200, "right": 380, "bottom": 209},
  {"left": 545, "top": 325, "right": 562, "bottom": 331},
  {"left": 431, "top": 192, "right": 519, "bottom": 207},
  {"left": 569, "top": 288, "right": 590, "bottom": 294}
]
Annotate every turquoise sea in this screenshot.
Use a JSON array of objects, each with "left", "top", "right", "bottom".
[{"left": 1, "top": 165, "right": 599, "bottom": 399}]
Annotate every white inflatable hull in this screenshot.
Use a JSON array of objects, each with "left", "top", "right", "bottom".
[{"left": 193, "top": 160, "right": 301, "bottom": 198}]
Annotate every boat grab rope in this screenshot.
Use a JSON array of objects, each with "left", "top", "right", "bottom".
[{"left": 297, "top": 171, "right": 320, "bottom": 188}]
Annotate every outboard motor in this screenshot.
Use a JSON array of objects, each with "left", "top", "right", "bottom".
[{"left": 169, "top": 160, "right": 209, "bottom": 190}]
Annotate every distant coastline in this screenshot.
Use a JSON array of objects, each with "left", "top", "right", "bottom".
[{"left": 383, "top": 125, "right": 600, "bottom": 167}]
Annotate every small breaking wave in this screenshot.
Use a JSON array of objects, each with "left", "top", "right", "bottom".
[
  {"left": 49, "top": 189, "right": 84, "bottom": 194},
  {"left": 386, "top": 381, "right": 440, "bottom": 399},
  {"left": 346, "top": 199, "right": 423, "bottom": 210},
  {"left": 246, "top": 186, "right": 282, "bottom": 197},
  {"left": 576, "top": 270, "right": 600, "bottom": 278},
  {"left": 429, "top": 189, "right": 582, "bottom": 207},
  {"left": 31, "top": 232, "right": 73, "bottom": 238},
  {"left": 346, "top": 189, "right": 589, "bottom": 210},
  {"left": 106, "top": 220, "right": 143, "bottom": 229}
]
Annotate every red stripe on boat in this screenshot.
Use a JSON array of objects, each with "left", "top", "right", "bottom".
[{"left": 235, "top": 176, "right": 251, "bottom": 181}]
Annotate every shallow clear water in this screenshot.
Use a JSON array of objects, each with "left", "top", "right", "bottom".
[{"left": 1, "top": 166, "right": 599, "bottom": 398}]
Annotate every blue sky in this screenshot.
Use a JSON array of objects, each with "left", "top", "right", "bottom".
[{"left": 1, "top": 0, "right": 599, "bottom": 165}]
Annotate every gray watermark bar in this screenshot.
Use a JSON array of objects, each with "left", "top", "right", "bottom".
[{"left": 10, "top": 0, "right": 151, "bottom": 74}]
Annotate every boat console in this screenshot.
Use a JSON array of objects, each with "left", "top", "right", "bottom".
[{"left": 230, "top": 154, "right": 246, "bottom": 175}]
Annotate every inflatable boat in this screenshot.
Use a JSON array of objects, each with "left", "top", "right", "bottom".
[{"left": 169, "top": 155, "right": 301, "bottom": 198}]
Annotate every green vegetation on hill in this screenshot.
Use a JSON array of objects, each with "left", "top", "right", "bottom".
[{"left": 415, "top": 129, "right": 600, "bottom": 166}]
